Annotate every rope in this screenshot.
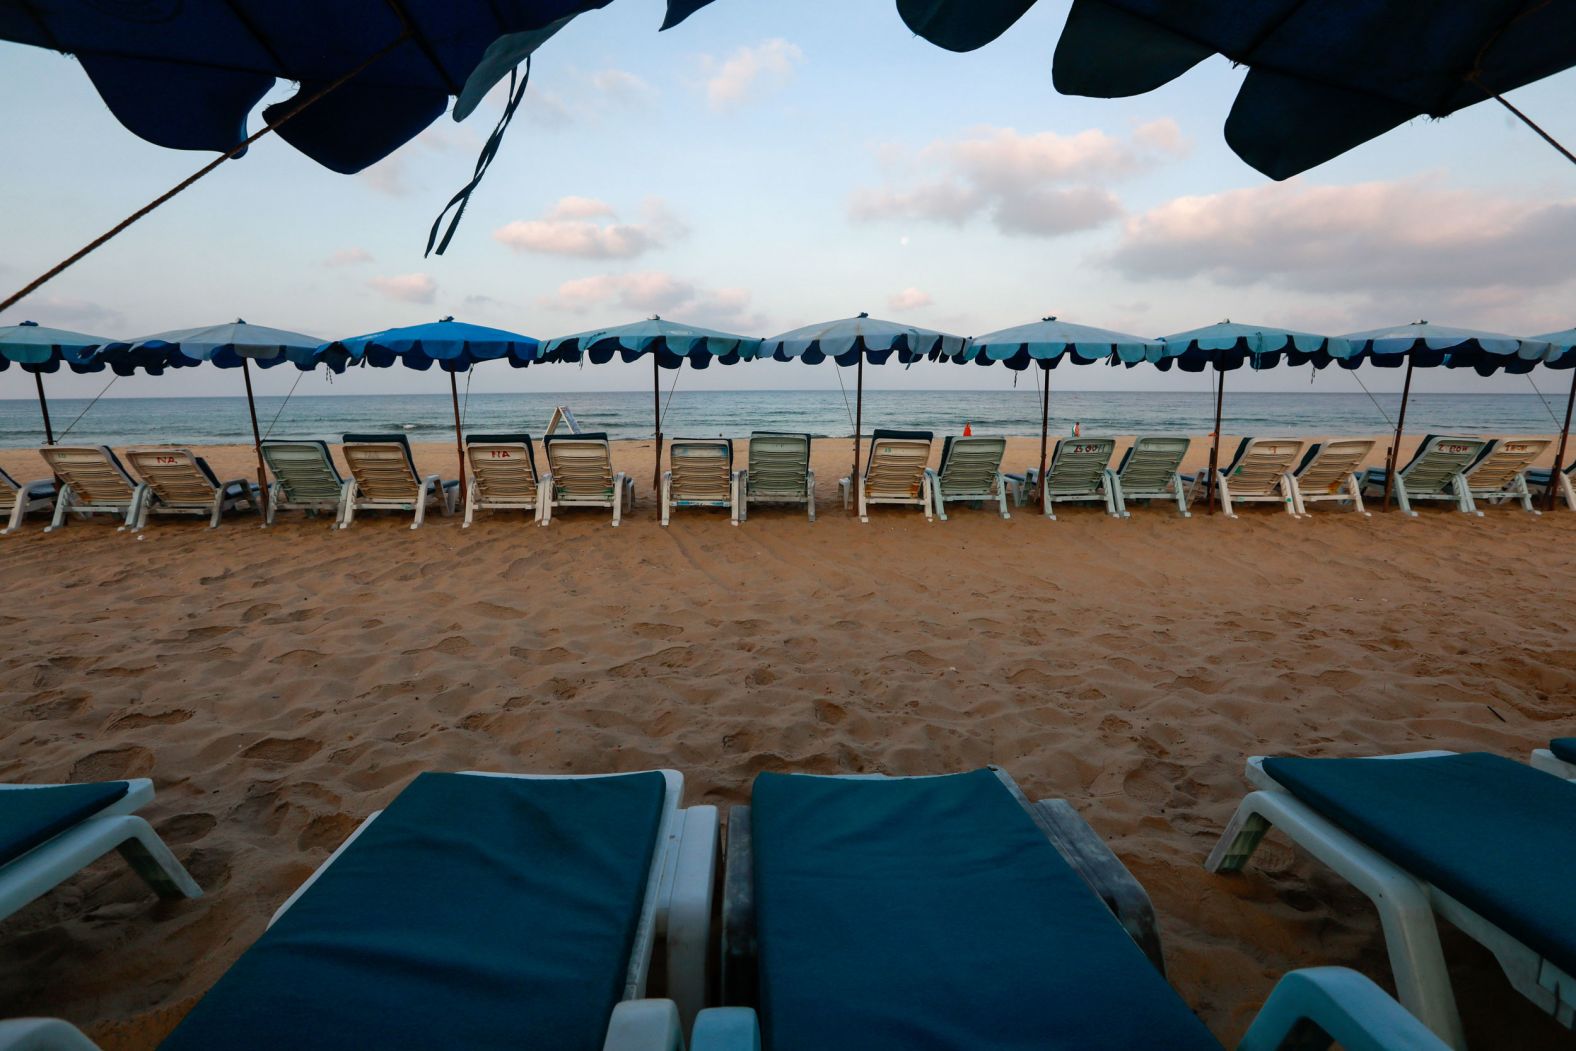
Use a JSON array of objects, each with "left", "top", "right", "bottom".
[
  {"left": 1525, "top": 372, "right": 1564, "bottom": 427},
  {"left": 426, "top": 58, "right": 531, "bottom": 257},
  {"left": 0, "top": 35, "right": 410, "bottom": 317},
  {"left": 57, "top": 374, "right": 118, "bottom": 441},
  {"left": 659, "top": 358, "right": 682, "bottom": 431},
  {"left": 261, "top": 368, "right": 307, "bottom": 439},
  {"left": 833, "top": 362, "right": 855, "bottom": 431},
  {"left": 461, "top": 367, "right": 475, "bottom": 428},
  {"left": 1348, "top": 369, "right": 1395, "bottom": 428}
]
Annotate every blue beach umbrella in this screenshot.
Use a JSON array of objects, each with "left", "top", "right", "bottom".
[
  {"left": 542, "top": 316, "right": 761, "bottom": 489},
  {"left": 957, "top": 316, "right": 1162, "bottom": 503},
  {"left": 321, "top": 317, "right": 542, "bottom": 496},
  {"left": 0, "top": 321, "right": 112, "bottom": 444},
  {"left": 1538, "top": 328, "right": 1576, "bottom": 510},
  {"left": 755, "top": 313, "right": 965, "bottom": 483}
]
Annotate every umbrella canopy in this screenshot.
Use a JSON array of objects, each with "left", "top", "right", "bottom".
[
  {"left": 320, "top": 317, "right": 541, "bottom": 372},
  {"left": 0, "top": 321, "right": 108, "bottom": 374},
  {"left": 953, "top": 316, "right": 1159, "bottom": 370},
  {"left": 756, "top": 313, "right": 965, "bottom": 365},
  {"left": 93, "top": 321, "right": 330, "bottom": 375},
  {"left": 1146, "top": 321, "right": 1348, "bottom": 372},
  {"left": 896, "top": 1, "right": 1576, "bottom": 179},
  {"left": 541, "top": 316, "right": 760, "bottom": 369},
  {"left": 1540, "top": 329, "right": 1576, "bottom": 368},
  {"left": 1338, "top": 321, "right": 1554, "bottom": 375}
]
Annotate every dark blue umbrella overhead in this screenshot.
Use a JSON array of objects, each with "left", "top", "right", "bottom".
[
  {"left": 0, "top": 321, "right": 113, "bottom": 444},
  {"left": 896, "top": 1, "right": 1576, "bottom": 180}
]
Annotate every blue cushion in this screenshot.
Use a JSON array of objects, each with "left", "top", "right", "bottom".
[
  {"left": 161, "top": 771, "right": 667, "bottom": 1051},
  {"left": 750, "top": 770, "right": 1220, "bottom": 1051},
  {"left": 870, "top": 428, "right": 932, "bottom": 442},
  {"left": 1262, "top": 753, "right": 1576, "bottom": 978},
  {"left": 0, "top": 782, "right": 130, "bottom": 867},
  {"left": 1552, "top": 739, "right": 1576, "bottom": 765}
]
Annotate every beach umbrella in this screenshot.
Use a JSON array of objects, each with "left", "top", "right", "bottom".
[
  {"left": 755, "top": 313, "right": 965, "bottom": 486},
  {"left": 0, "top": 321, "right": 111, "bottom": 444},
  {"left": 1342, "top": 322, "right": 1555, "bottom": 511},
  {"left": 94, "top": 321, "right": 330, "bottom": 518},
  {"left": 896, "top": 2, "right": 1576, "bottom": 180},
  {"left": 1153, "top": 322, "right": 1349, "bottom": 513},
  {"left": 1539, "top": 329, "right": 1576, "bottom": 511},
  {"left": 955, "top": 317, "right": 1161, "bottom": 504},
  {"left": 541, "top": 317, "right": 760, "bottom": 490},
  {"left": 320, "top": 317, "right": 542, "bottom": 498}
]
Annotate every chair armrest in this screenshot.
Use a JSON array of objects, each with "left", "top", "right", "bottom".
[
  {"left": 0, "top": 1019, "right": 101, "bottom": 1051},
  {"left": 721, "top": 806, "right": 757, "bottom": 1007},
  {"left": 691, "top": 1008, "right": 761, "bottom": 1051},
  {"left": 601, "top": 1000, "right": 684, "bottom": 1051},
  {"left": 1237, "top": 967, "right": 1450, "bottom": 1051}
]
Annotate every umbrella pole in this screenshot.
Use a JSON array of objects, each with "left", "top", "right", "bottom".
[
  {"left": 1383, "top": 358, "right": 1415, "bottom": 512},
  {"left": 852, "top": 354, "right": 864, "bottom": 490},
  {"left": 652, "top": 353, "right": 663, "bottom": 492},
  {"left": 1037, "top": 364, "right": 1050, "bottom": 506},
  {"left": 1547, "top": 368, "right": 1576, "bottom": 512},
  {"left": 240, "top": 358, "right": 270, "bottom": 519},
  {"left": 1205, "top": 369, "right": 1224, "bottom": 514},
  {"left": 449, "top": 369, "right": 467, "bottom": 499},
  {"left": 33, "top": 371, "right": 55, "bottom": 445}
]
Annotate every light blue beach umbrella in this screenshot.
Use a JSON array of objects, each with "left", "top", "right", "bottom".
[
  {"left": 541, "top": 316, "right": 761, "bottom": 489},
  {"left": 1539, "top": 329, "right": 1576, "bottom": 511},
  {"left": 0, "top": 321, "right": 112, "bottom": 444},
  {"left": 755, "top": 313, "right": 965, "bottom": 483}
]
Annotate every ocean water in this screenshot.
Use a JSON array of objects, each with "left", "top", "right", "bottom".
[{"left": 0, "top": 390, "right": 1570, "bottom": 448}]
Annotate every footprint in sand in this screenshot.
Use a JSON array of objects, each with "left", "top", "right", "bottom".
[
  {"left": 70, "top": 745, "right": 155, "bottom": 781},
  {"left": 240, "top": 737, "right": 324, "bottom": 763},
  {"left": 632, "top": 622, "right": 685, "bottom": 641},
  {"left": 156, "top": 813, "right": 217, "bottom": 844},
  {"left": 111, "top": 709, "right": 194, "bottom": 730},
  {"left": 297, "top": 812, "right": 361, "bottom": 852}
]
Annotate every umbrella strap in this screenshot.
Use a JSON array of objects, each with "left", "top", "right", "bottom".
[
  {"left": 660, "top": 360, "right": 682, "bottom": 429},
  {"left": 834, "top": 363, "right": 855, "bottom": 431},
  {"left": 426, "top": 60, "right": 531, "bottom": 257},
  {"left": 1348, "top": 370, "right": 1395, "bottom": 429},
  {"left": 56, "top": 373, "right": 118, "bottom": 442},
  {"left": 1525, "top": 373, "right": 1564, "bottom": 427},
  {"left": 261, "top": 369, "right": 308, "bottom": 440},
  {"left": 461, "top": 368, "right": 475, "bottom": 428}
]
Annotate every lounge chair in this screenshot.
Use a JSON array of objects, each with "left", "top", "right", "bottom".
[
  {"left": 1105, "top": 436, "right": 1192, "bottom": 518},
  {"left": 1206, "top": 750, "right": 1576, "bottom": 1047},
  {"left": 1190, "top": 438, "right": 1305, "bottom": 518},
  {"left": 1289, "top": 439, "right": 1374, "bottom": 515},
  {"left": 1360, "top": 435, "right": 1489, "bottom": 517},
  {"left": 124, "top": 447, "right": 254, "bottom": 530},
  {"left": 661, "top": 438, "right": 738, "bottom": 527},
  {"left": 1460, "top": 438, "right": 1550, "bottom": 514},
  {"left": 338, "top": 433, "right": 457, "bottom": 530},
  {"left": 926, "top": 435, "right": 1010, "bottom": 521},
  {"left": 38, "top": 446, "right": 147, "bottom": 533},
  {"left": 734, "top": 432, "right": 814, "bottom": 523},
  {"left": 462, "top": 433, "right": 543, "bottom": 527},
  {"left": 1, "top": 465, "right": 54, "bottom": 535},
  {"left": 0, "top": 779, "right": 200, "bottom": 923},
  {"left": 1530, "top": 739, "right": 1576, "bottom": 780},
  {"left": 541, "top": 432, "right": 634, "bottom": 527},
  {"left": 1013, "top": 437, "right": 1119, "bottom": 519},
  {"left": 0, "top": 771, "right": 718, "bottom": 1051},
  {"left": 260, "top": 440, "right": 352, "bottom": 527},
  {"left": 839, "top": 429, "right": 933, "bottom": 523},
  {"left": 626, "top": 769, "right": 1445, "bottom": 1051},
  {"left": 1527, "top": 461, "right": 1575, "bottom": 511}
]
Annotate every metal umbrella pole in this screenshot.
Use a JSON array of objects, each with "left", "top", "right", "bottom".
[
  {"left": 1037, "top": 363, "right": 1051, "bottom": 506},
  {"left": 33, "top": 371, "right": 55, "bottom": 445},
  {"left": 240, "top": 358, "right": 270, "bottom": 517},
  {"left": 1382, "top": 357, "right": 1416, "bottom": 512},
  {"left": 852, "top": 351, "right": 865, "bottom": 488},
  {"left": 652, "top": 353, "right": 664, "bottom": 491},
  {"left": 449, "top": 369, "right": 467, "bottom": 498},
  {"left": 1204, "top": 368, "right": 1225, "bottom": 513},
  {"left": 1547, "top": 368, "right": 1576, "bottom": 512}
]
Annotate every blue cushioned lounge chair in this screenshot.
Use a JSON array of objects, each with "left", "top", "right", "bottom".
[
  {"left": 339, "top": 433, "right": 458, "bottom": 529},
  {"left": 124, "top": 447, "right": 255, "bottom": 530},
  {"left": 926, "top": 435, "right": 1010, "bottom": 520},
  {"left": 1360, "top": 436, "right": 1488, "bottom": 517},
  {"left": 1188, "top": 438, "right": 1305, "bottom": 518},
  {"left": 1530, "top": 738, "right": 1576, "bottom": 780},
  {"left": 662, "top": 439, "right": 737, "bottom": 526},
  {"left": 0, "top": 779, "right": 200, "bottom": 923},
  {"left": 38, "top": 446, "right": 146, "bottom": 533},
  {"left": 462, "top": 433, "right": 542, "bottom": 526},
  {"left": 260, "top": 440, "right": 352, "bottom": 527},
  {"left": 541, "top": 432, "right": 634, "bottom": 527},
  {"left": 839, "top": 429, "right": 933, "bottom": 523},
  {"left": 734, "top": 432, "right": 814, "bottom": 523},
  {"left": 1104, "top": 435, "right": 1192, "bottom": 517},
  {"left": 1014, "top": 436, "right": 1120, "bottom": 518},
  {"left": 1207, "top": 751, "right": 1576, "bottom": 1048},
  {"left": 1459, "top": 438, "right": 1549, "bottom": 514},
  {"left": 1, "top": 465, "right": 54, "bottom": 535}
]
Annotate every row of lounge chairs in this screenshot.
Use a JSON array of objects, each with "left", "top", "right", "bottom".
[
  {"left": 21, "top": 740, "right": 1572, "bottom": 1050},
  {"left": 1, "top": 431, "right": 1563, "bottom": 534}
]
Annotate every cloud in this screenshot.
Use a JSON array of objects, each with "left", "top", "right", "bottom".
[
  {"left": 706, "top": 39, "right": 804, "bottom": 110},
  {"left": 369, "top": 273, "right": 437, "bottom": 304},
  {"left": 493, "top": 197, "right": 686, "bottom": 259},
  {"left": 13, "top": 295, "right": 121, "bottom": 329},
  {"left": 324, "top": 247, "right": 373, "bottom": 268},
  {"left": 522, "top": 90, "right": 573, "bottom": 128},
  {"left": 359, "top": 158, "right": 409, "bottom": 196},
  {"left": 849, "top": 123, "right": 1185, "bottom": 237},
  {"left": 888, "top": 287, "right": 933, "bottom": 311},
  {"left": 591, "top": 69, "right": 652, "bottom": 103},
  {"left": 541, "top": 271, "right": 765, "bottom": 332},
  {"left": 1108, "top": 175, "right": 1576, "bottom": 295}
]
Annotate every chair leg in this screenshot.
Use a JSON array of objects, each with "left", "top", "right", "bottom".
[
  {"left": 839, "top": 477, "right": 851, "bottom": 511},
  {"left": 412, "top": 487, "right": 428, "bottom": 530},
  {"left": 661, "top": 472, "right": 672, "bottom": 527},
  {"left": 997, "top": 474, "right": 1010, "bottom": 520},
  {"left": 1218, "top": 474, "right": 1238, "bottom": 518},
  {"left": 462, "top": 481, "right": 477, "bottom": 528},
  {"left": 613, "top": 472, "right": 627, "bottom": 527},
  {"left": 806, "top": 470, "right": 816, "bottom": 522},
  {"left": 1043, "top": 481, "right": 1056, "bottom": 520},
  {"left": 1170, "top": 473, "right": 1190, "bottom": 518},
  {"left": 931, "top": 473, "right": 947, "bottom": 521},
  {"left": 45, "top": 485, "right": 73, "bottom": 532},
  {"left": 1514, "top": 473, "right": 1538, "bottom": 514},
  {"left": 1101, "top": 472, "right": 1121, "bottom": 518},
  {"left": 1279, "top": 476, "right": 1300, "bottom": 517},
  {"left": 1348, "top": 473, "right": 1370, "bottom": 516},
  {"left": 921, "top": 473, "right": 933, "bottom": 522},
  {"left": 1453, "top": 476, "right": 1482, "bottom": 517},
  {"left": 209, "top": 492, "right": 224, "bottom": 529},
  {"left": 857, "top": 476, "right": 869, "bottom": 523},
  {"left": 3, "top": 489, "right": 25, "bottom": 535}
]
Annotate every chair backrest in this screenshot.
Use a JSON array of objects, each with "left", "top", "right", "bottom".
[
  {"left": 1045, "top": 438, "right": 1116, "bottom": 494},
  {"left": 1292, "top": 439, "right": 1375, "bottom": 494},
  {"left": 465, "top": 433, "right": 538, "bottom": 501},
  {"left": 1464, "top": 437, "right": 1550, "bottom": 490},
  {"left": 544, "top": 432, "right": 616, "bottom": 498},
  {"left": 668, "top": 439, "right": 733, "bottom": 500},
  {"left": 261, "top": 440, "right": 345, "bottom": 502},
  {"left": 1112, "top": 436, "right": 1190, "bottom": 492},
  {"left": 38, "top": 445, "right": 138, "bottom": 504},
  {"left": 746, "top": 432, "right": 811, "bottom": 497},
  {"left": 126, "top": 447, "right": 223, "bottom": 505},
  {"left": 1218, "top": 438, "right": 1305, "bottom": 495},
  {"left": 863, "top": 430, "right": 932, "bottom": 498},
  {"left": 1396, "top": 434, "right": 1489, "bottom": 494},
  {"left": 342, "top": 433, "right": 422, "bottom": 498},
  {"left": 936, "top": 436, "right": 1006, "bottom": 493}
]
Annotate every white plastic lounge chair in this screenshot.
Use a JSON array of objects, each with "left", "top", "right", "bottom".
[
  {"left": 1460, "top": 438, "right": 1549, "bottom": 514},
  {"left": 662, "top": 438, "right": 738, "bottom": 527},
  {"left": 1207, "top": 750, "right": 1576, "bottom": 1047},
  {"left": 462, "top": 433, "right": 543, "bottom": 527},
  {"left": 1361, "top": 435, "right": 1489, "bottom": 517},
  {"left": 1, "top": 465, "right": 54, "bottom": 535},
  {"left": 1190, "top": 438, "right": 1305, "bottom": 518},
  {"left": 260, "top": 440, "right": 352, "bottom": 527},
  {"left": 124, "top": 447, "right": 254, "bottom": 530},
  {"left": 1104, "top": 436, "right": 1192, "bottom": 518},
  {"left": 38, "top": 446, "right": 146, "bottom": 533},
  {"left": 1527, "top": 461, "right": 1576, "bottom": 512},
  {"left": 839, "top": 429, "right": 933, "bottom": 523},
  {"left": 1531, "top": 739, "right": 1576, "bottom": 780},
  {"left": 1288, "top": 439, "right": 1375, "bottom": 516},
  {"left": 541, "top": 432, "right": 634, "bottom": 527},
  {"left": 1014, "top": 437, "right": 1119, "bottom": 519},
  {"left": 926, "top": 435, "right": 1010, "bottom": 521},
  {"left": 338, "top": 432, "right": 457, "bottom": 530},
  {"left": 0, "top": 779, "right": 200, "bottom": 924},
  {"left": 0, "top": 770, "right": 718, "bottom": 1051},
  {"left": 734, "top": 432, "right": 814, "bottom": 523}
]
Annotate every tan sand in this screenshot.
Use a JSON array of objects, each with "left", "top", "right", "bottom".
[{"left": 1, "top": 434, "right": 1573, "bottom": 1049}]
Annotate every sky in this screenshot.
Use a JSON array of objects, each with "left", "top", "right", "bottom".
[{"left": 1, "top": 0, "right": 1574, "bottom": 403}]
